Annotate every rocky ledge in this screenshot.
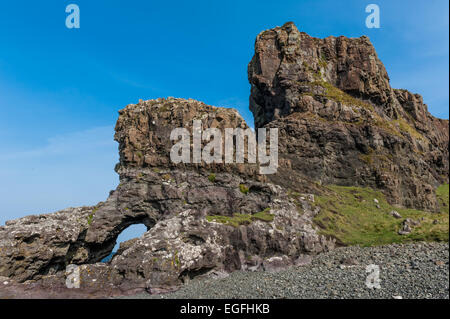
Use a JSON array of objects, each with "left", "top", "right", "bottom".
[{"left": 0, "top": 22, "right": 448, "bottom": 298}]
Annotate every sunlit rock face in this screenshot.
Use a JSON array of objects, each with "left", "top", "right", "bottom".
[{"left": 248, "top": 22, "right": 448, "bottom": 211}]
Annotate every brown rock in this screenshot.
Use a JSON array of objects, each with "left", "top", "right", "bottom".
[
  {"left": 0, "top": 22, "right": 447, "bottom": 298},
  {"left": 0, "top": 97, "right": 335, "bottom": 295},
  {"left": 248, "top": 22, "right": 449, "bottom": 212}
]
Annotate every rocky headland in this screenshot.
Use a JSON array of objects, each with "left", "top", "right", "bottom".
[{"left": 0, "top": 22, "right": 448, "bottom": 298}]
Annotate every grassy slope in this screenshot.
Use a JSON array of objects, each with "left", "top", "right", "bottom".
[{"left": 313, "top": 184, "right": 449, "bottom": 247}]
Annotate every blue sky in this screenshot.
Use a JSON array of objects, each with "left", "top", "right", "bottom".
[{"left": 0, "top": 0, "right": 448, "bottom": 228}]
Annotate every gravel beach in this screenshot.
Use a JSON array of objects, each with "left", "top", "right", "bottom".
[{"left": 122, "top": 242, "right": 449, "bottom": 299}]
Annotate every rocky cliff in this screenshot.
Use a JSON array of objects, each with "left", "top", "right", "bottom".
[
  {"left": 0, "top": 22, "right": 448, "bottom": 297},
  {"left": 249, "top": 22, "right": 448, "bottom": 211}
]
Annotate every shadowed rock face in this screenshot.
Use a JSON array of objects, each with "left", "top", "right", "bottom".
[
  {"left": 0, "top": 23, "right": 448, "bottom": 297},
  {"left": 248, "top": 22, "right": 449, "bottom": 211}
]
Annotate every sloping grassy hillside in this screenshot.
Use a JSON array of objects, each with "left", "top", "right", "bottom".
[{"left": 313, "top": 184, "right": 449, "bottom": 247}]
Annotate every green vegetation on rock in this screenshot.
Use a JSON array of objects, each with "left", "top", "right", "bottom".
[
  {"left": 208, "top": 173, "right": 216, "bottom": 183},
  {"left": 87, "top": 213, "right": 94, "bottom": 225},
  {"left": 314, "top": 185, "right": 449, "bottom": 247},
  {"left": 393, "top": 118, "right": 425, "bottom": 141},
  {"left": 252, "top": 207, "right": 274, "bottom": 222},
  {"left": 87, "top": 206, "right": 99, "bottom": 226},
  {"left": 311, "top": 80, "right": 374, "bottom": 111},
  {"left": 300, "top": 78, "right": 426, "bottom": 142}
]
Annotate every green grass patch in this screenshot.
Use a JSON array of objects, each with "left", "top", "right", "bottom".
[
  {"left": 319, "top": 81, "right": 373, "bottom": 110},
  {"left": 87, "top": 206, "right": 99, "bottom": 226},
  {"left": 299, "top": 80, "right": 413, "bottom": 139},
  {"left": 314, "top": 185, "right": 449, "bottom": 247},
  {"left": 306, "top": 80, "right": 374, "bottom": 111},
  {"left": 252, "top": 207, "right": 274, "bottom": 222},
  {"left": 87, "top": 213, "right": 94, "bottom": 226},
  {"left": 208, "top": 173, "right": 216, "bottom": 183},
  {"left": 173, "top": 250, "right": 181, "bottom": 268},
  {"left": 162, "top": 173, "right": 173, "bottom": 182},
  {"left": 393, "top": 118, "right": 425, "bottom": 141}
]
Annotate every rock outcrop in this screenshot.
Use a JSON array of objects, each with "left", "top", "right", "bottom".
[
  {"left": 0, "top": 22, "right": 448, "bottom": 297},
  {"left": 0, "top": 97, "right": 334, "bottom": 294},
  {"left": 248, "top": 22, "right": 448, "bottom": 211}
]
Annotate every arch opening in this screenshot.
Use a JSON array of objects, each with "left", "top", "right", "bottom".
[{"left": 101, "top": 223, "right": 148, "bottom": 263}]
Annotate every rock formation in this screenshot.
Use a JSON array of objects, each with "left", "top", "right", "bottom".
[
  {"left": 248, "top": 22, "right": 448, "bottom": 211},
  {"left": 0, "top": 22, "right": 448, "bottom": 297}
]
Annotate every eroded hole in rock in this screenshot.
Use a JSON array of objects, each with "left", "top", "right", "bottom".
[{"left": 101, "top": 223, "right": 148, "bottom": 263}]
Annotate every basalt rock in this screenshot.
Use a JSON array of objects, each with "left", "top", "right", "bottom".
[
  {"left": 0, "top": 97, "right": 334, "bottom": 295},
  {"left": 248, "top": 22, "right": 449, "bottom": 211},
  {"left": 0, "top": 207, "right": 94, "bottom": 282}
]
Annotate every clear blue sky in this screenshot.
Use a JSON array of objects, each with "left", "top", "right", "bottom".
[{"left": 0, "top": 0, "right": 448, "bottom": 227}]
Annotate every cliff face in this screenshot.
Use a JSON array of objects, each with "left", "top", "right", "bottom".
[
  {"left": 248, "top": 22, "right": 449, "bottom": 211},
  {"left": 0, "top": 98, "right": 334, "bottom": 293},
  {"left": 0, "top": 23, "right": 448, "bottom": 296}
]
